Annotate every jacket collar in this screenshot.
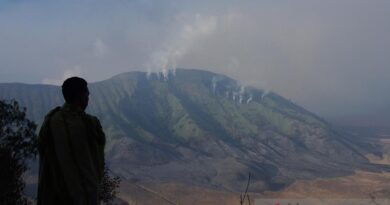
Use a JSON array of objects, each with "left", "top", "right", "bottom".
[{"left": 62, "top": 103, "right": 85, "bottom": 114}]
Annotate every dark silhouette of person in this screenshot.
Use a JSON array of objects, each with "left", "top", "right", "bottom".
[{"left": 37, "top": 77, "right": 105, "bottom": 205}]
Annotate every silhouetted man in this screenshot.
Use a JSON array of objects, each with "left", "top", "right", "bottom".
[{"left": 38, "top": 77, "right": 105, "bottom": 205}]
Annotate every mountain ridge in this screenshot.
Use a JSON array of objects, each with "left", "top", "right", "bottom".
[{"left": 1, "top": 68, "right": 388, "bottom": 192}]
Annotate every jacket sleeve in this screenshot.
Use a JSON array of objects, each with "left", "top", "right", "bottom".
[
  {"left": 90, "top": 116, "right": 106, "bottom": 182},
  {"left": 50, "top": 113, "right": 98, "bottom": 204}
]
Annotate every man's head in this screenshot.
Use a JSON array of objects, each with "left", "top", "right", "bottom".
[{"left": 62, "top": 77, "right": 89, "bottom": 110}]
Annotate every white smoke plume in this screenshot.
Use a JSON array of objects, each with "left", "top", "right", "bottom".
[
  {"left": 246, "top": 94, "right": 253, "bottom": 104},
  {"left": 212, "top": 76, "right": 218, "bottom": 93},
  {"left": 145, "top": 14, "right": 217, "bottom": 80},
  {"left": 42, "top": 66, "right": 83, "bottom": 85},
  {"left": 238, "top": 85, "right": 245, "bottom": 104},
  {"left": 93, "top": 38, "right": 108, "bottom": 57},
  {"left": 261, "top": 90, "right": 270, "bottom": 100},
  {"left": 232, "top": 92, "right": 237, "bottom": 101}
]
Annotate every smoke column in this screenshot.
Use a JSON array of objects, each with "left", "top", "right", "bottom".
[{"left": 145, "top": 14, "right": 217, "bottom": 79}]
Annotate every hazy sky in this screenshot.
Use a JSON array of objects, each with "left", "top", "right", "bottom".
[{"left": 0, "top": 0, "right": 389, "bottom": 117}]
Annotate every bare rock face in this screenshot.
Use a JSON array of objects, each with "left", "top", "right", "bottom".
[{"left": 1, "top": 69, "right": 389, "bottom": 192}]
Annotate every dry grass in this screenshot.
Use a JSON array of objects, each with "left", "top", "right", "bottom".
[
  {"left": 118, "top": 181, "right": 261, "bottom": 205},
  {"left": 263, "top": 171, "right": 390, "bottom": 199},
  {"left": 118, "top": 138, "right": 390, "bottom": 204},
  {"left": 264, "top": 138, "right": 390, "bottom": 200}
]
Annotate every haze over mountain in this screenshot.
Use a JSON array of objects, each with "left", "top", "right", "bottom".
[
  {"left": 2, "top": 0, "right": 390, "bottom": 118},
  {"left": 0, "top": 69, "right": 388, "bottom": 192}
]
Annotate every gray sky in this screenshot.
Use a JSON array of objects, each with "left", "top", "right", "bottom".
[{"left": 1, "top": 0, "right": 389, "bottom": 117}]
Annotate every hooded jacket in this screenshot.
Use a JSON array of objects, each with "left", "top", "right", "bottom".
[{"left": 37, "top": 103, "right": 105, "bottom": 205}]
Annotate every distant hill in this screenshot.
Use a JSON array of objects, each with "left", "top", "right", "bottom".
[{"left": 1, "top": 68, "right": 388, "bottom": 192}]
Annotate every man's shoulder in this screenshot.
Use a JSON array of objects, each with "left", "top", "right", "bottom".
[
  {"left": 45, "top": 106, "right": 102, "bottom": 127},
  {"left": 84, "top": 113, "right": 104, "bottom": 129},
  {"left": 43, "top": 107, "right": 62, "bottom": 121},
  {"left": 48, "top": 107, "right": 81, "bottom": 123},
  {"left": 85, "top": 113, "right": 99, "bottom": 122}
]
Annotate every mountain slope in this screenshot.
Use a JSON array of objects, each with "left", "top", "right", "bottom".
[{"left": 0, "top": 68, "right": 387, "bottom": 192}]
